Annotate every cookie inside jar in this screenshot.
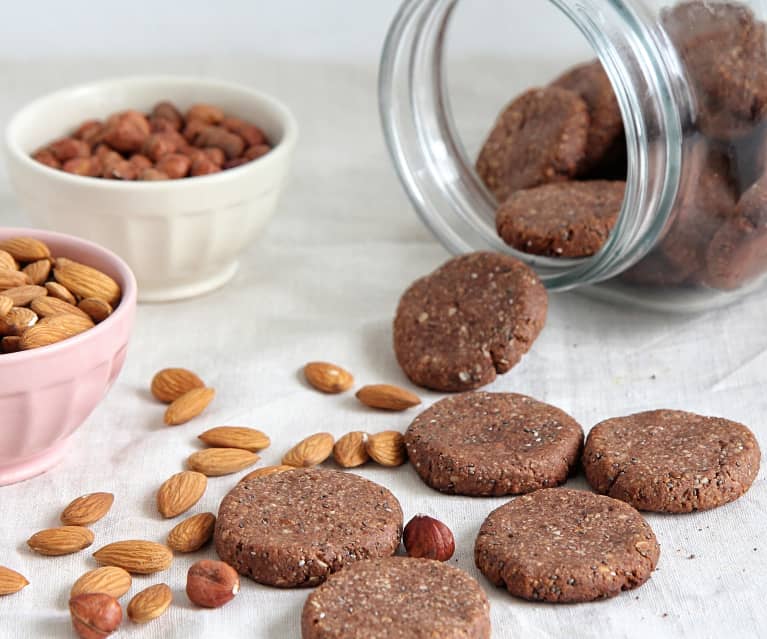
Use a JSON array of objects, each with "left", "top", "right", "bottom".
[{"left": 474, "top": 0, "right": 767, "bottom": 293}]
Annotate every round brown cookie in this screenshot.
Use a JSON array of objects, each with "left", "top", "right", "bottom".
[
  {"left": 496, "top": 181, "right": 625, "bottom": 257},
  {"left": 215, "top": 468, "right": 403, "bottom": 587},
  {"left": 405, "top": 392, "right": 583, "bottom": 496},
  {"left": 393, "top": 252, "right": 547, "bottom": 392},
  {"left": 661, "top": 147, "right": 737, "bottom": 280},
  {"left": 552, "top": 60, "right": 623, "bottom": 171},
  {"left": 301, "top": 557, "right": 490, "bottom": 639},
  {"left": 619, "top": 250, "right": 695, "bottom": 288},
  {"left": 476, "top": 87, "right": 589, "bottom": 203},
  {"left": 583, "top": 409, "right": 761, "bottom": 512},
  {"left": 662, "top": 2, "right": 767, "bottom": 139},
  {"left": 704, "top": 176, "right": 767, "bottom": 289},
  {"left": 474, "top": 488, "right": 659, "bottom": 603}
]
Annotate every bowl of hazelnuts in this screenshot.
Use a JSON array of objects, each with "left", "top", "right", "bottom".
[{"left": 3, "top": 76, "right": 298, "bottom": 301}]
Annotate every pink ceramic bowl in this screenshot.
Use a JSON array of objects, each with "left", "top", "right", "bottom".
[{"left": 0, "top": 228, "right": 137, "bottom": 485}]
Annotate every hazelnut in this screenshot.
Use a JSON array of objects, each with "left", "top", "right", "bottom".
[
  {"left": 403, "top": 514, "right": 455, "bottom": 562},
  {"left": 102, "top": 110, "right": 150, "bottom": 153},
  {"left": 203, "top": 147, "right": 225, "bottom": 167},
  {"left": 192, "top": 126, "right": 245, "bottom": 160},
  {"left": 186, "top": 559, "right": 239, "bottom": 608},
  {"left": 190, "top": 157, "right": 221, "bottom": 177},
  {"left": 156, "top": 153, "right": 191, "bottom": 179},
  {"left": 139, "top": 167, "right": 170, "bottom": 181},
  {"left": 245, "top": 144, "right": 272, "bottom": 161},
  {"left": 143, "top": 132, "right": 180, "bottom": 162},
  {"left": 129, "top": 154, "right": 153, "bottom": 170},
  {"left": 221, "top": 116, "right": 266, "bottom": 146},
  {"left": 73, "top": 120, "right": 104, "bottom": 147},
  {"left": 186, "top": 103, "right": 225, "bottom": 125},
  {"left": 63, "top": 157, "right": 102, "bottom": 177},
  {"left": 48, "top": 137, "right": 90, "bottom": 162},
  {"left": 69, "top": 593, "right": 122, "bottom": 639},
  {"left": 32, "top": 149, "right": 61, "bottom": 169},
  {"left": 183, "top": 118, "right": 209, "bottom": 143},
  {"left": 151, "top": 101, "right": 184, "bottom": 130},
  {"left": 102, "top": 156, "right": 138, "bottom": 180},
  {"left": 223, "top": 157, "right": 249, "bottom": 170}
]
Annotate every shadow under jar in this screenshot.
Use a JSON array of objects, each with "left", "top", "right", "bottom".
[{"left": 380, "top": 0, "right": 767, "bottom": 312}]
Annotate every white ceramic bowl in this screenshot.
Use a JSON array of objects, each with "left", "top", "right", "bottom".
[{"left": 4, "top": 76, "right": 298, "bottom": 301}]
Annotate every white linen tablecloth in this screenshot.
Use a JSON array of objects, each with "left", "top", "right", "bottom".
[{"left": 0, "top": 56, "right": 765, "bottom": 639}]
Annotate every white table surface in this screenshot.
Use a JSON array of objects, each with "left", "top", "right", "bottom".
[{"left": 0, "top": 56, "right": 765, "bottom": 639}]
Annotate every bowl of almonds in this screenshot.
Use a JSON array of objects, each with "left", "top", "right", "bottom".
[
  {"left": 0, "top": 229, "right": 136, "bottom": 486},
  {"left": 4, "top": 75, "right": 298, "bottom": 301}
]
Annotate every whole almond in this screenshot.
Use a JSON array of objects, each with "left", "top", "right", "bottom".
[
  {"left": 0, "top": 269, "right": 31, "bottom": 291},
  {"left": 304, "top": 361, "right": 354, "bottom": 393},
  {"left": 0, "top": 566, "right": 29, "bottom": 596},
  {"left": 93, "top": 540, "right": 173, "bottom": 574},
  {"left": 366, "top": 431, "right": 407, "bottom": 467},
  {"left": 31, "top": 295, "right": 90, "bottom": 319},
  {"left": 167, "top": 512, "right": 216, "bottom": 552},
  {"left": 187, "top": 448, "right": 259, "bottom": 476},
  {"left": 355, "top": 384, "right": 421, "bottom": 411},
  {"left": 151, "top": 367, "right": 206, "bottom": 403},
  {"left": 157, "top": 470, "right": 207, "bottom": 518},
  {"left": 0, "top": 307, "right": 37, "bottom": 336},
  {"left": 19, "top": 313, "right": 94, "bottom": 350},
  {"left": 333, "top": 431, "right": 370, "bottom": 468},
  {"left": 61, "top": 492, "right": 114, "bottom": 526},
  {"left": 127, "top": 583, "right": 173, "bottom": 623},
  {"left": 164, "top": 387, "right": 215, "bottom": 425},
  {"left": 22, "top": 259, "right": 51, "bottom": 285},
  {"left": 71, "top": 566, "right": 132, "bottom": 599},
  {"left": 27, "top": 526, "right": 95, "bottom": 556},
  {"left": 240, "top": 465, "right": 295, "bottom": 482},
  {"left": 54, "top": 259, "right": 121, "bottom": 305},
  {"left": 2, "top": 284, "right": 47, "bottom": 306},
  {"left": 0, "top": 237, "right": 51, "bottom": 262},
  {"left": 0, "top": 249, "right": 17, "bottom": 271},
  {"left": 79, "top": 298, "right": 113, "bottom": 323},
  {"left": 282, "top": 432, "right": 334, "bottom": 467},
  {"left": 198, "top": 426, "right": 270, "bottom": 452},
  {"left": 0, "top": 295, "right": 11, "bottom": 317},
  {"left": 45, "top": 281, "right": 77, "bottom": 305}
]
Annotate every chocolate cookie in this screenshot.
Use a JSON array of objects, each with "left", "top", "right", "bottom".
[
  {"left": 405, "top": 392, "right": 583, "bottom": 496},
  {"left": 301, "top": 557, "right": 490, "bottom": 639},
  {"left": 476, "top": 87, "right": 589, "bottom": 202},
  {"left": 704, "top": 175, "right": 767, "bottom": 289},
  {"left": 619, "top": 250, "right": 694, "bottom": 288},
  {"left": 393, "top": 252, "right": 547, "bottom": 392},
  {"left": 552, "top": 60, "right": 623, "bottom": 171},
  {"left": 583, "top": 409, "right": 761, "bottom": 512},
  {"left": 474, "top": 488, "right": 660, "bottom": 603},
  {"left": 496, "top": 181, "right": 625, "bottom": 257},
  {"left": 663, "top": 2, "right": 767, "bottom": 139},
  {"left": 215, "top": 468, "right": 403, "bottom": 587}
]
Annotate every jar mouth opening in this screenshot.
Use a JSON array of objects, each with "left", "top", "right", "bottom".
[{"left": 380, "top": 0, "right": 687, "bottom": 291}]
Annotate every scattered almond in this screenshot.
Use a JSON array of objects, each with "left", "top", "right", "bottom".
[
  {"left": 167, "top": 512, "right": 216, "bottom": 552},
  {"left": 366, "top": 431, "right": 407, "bottom": 467},
  {"left": 187, "top": 448, "right": 259, "bottom": 476},
  {"left": 151, "top": 367, "right": 206, "bottom": 403},
  {"left": 0, "top": 237, "right": 51, "bottom": 262},
  {"left": 71, "top": 566, "right": 132, "bottom": 599},
  {"left": 0, "top": 249, "right": 17, "bottom": 271},
  {"left": 0, "top": 307, "right": 37, "bottom": 336},
  {"left": 22, "top": 259, "right": 51, "bottom": 285},
  {"left": 157, "top": 470, "right": 207, "bottom": 518},
  {"left": 0, "top": 295, "right": 11, "bottom": 317},
  {"left": 45, "top": 281, "right": 77, "bottom": 305},
  {"left": 61, "top": 492, "right": 115, "bottom": 526},
  {"left": 304, "top": 361, "right": 354, "bottom": 393},
  {"left": 0, "top": 269, "right": 31, "bottom": 291},
  {"left": 19, "top": 313, "right": 94, "bottom": 350},
  {"left": 164, "top": 387, "right": 215, "bottom": 425},
  {"left": 127, "top": 583, "right": 173, "bottom": 623},
  {"left": 333, "top": 431, "right": 370, "bottom": 468},
  {"left": 27, "top": 525, "right": 95, "bottom": 556},
  {"left": 31, "top": 295, "right": 90, "bottom": 319},
  {"left": 282, "top": 432, "right": 334, "bottom": 467},
  {"left": 240, "top": 465, "right": 295, "bottom": 482},
  {"left": 2, "top": 284, "right": 47, "bottom": 307},
  {"left": 355, "top": 384, "right": 421, "bottom": 411},
  {"left": 54, "top": 259, "right": 121, "bottom": 305},
  {"left": 78, "top": 297, "right": 113, "bottom": 323},
  {"left": 198, "top": 426, "right": 270, "bottom": 452},
  {"left": 93, "top": 540, "right": 173, "bottom": 574},
  {"left": 0, "top": 566, "right": 29, "bottom": 596}
]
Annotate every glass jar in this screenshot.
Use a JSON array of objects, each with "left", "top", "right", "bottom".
[{"left": 379, "top": 0, "right": 767, "bottom": 311}]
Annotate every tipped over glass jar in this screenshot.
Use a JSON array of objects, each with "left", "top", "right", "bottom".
[{"left": 380, "top": 0, "right": 767, "bottom": 311}]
